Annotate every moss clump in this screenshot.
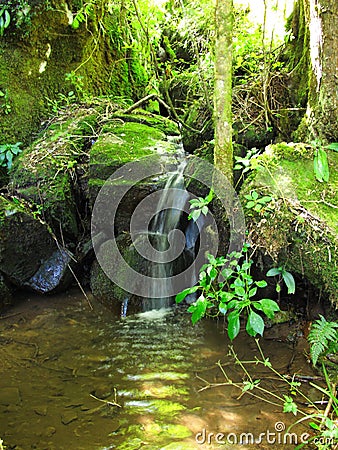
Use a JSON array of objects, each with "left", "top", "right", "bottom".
[
  {"left": 241, "top": 142, "right": 338, "bottom": 305},
  {"left": 9, "top": 107, "right": 100, "bottom": 239}
]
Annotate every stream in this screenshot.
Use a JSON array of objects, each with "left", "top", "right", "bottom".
[{"left": 0, "top": 290, "right": 315, "bottom": 450}]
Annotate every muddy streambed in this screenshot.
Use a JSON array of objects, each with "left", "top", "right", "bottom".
[{"left": 0, "top": 290, "right": 316, "bottom": 449}]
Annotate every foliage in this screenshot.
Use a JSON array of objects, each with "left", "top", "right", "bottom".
[
  {"left": 0, "top": 89, "right": 11, "bottom": 115},
  {"left": 71, "top": 0, "right": 96, "bottom": 29},
  {"left": 266, "top": 266, "right": 295, "bottom": 294},
  {"left": 312, "top": 141, "right": 338, "bottom": 183},
  {"left": 176, "top": 243, "right": 280, "bottom": 340},
  {"left": 0, "top": 6, "right": 10, "bottom": 36},
  {"left": 0, "top": 0, "right": 31, "bottom": 36},
  {"left": 188, "top": 189, "right": 213, "bottom": 221},
  {"left": 234, "top": 147, "right": 260, "bottom": 175},
  {"left": 0, "top": 142, "right": 22, "bottom": 170},
  {"left": 244, "top": 190, "right": 273, "bottom": 215},
  {"left": 308, "top": 315, "right": 338, "bottom": 366},
  {"left": 217, "top": 341, "right": 338, "bottom": 450}
]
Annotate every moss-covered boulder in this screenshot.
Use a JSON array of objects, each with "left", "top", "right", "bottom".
[
  {"left": 89, "top": 113, "right": 181, "bottom": 311},
  {"left": 240, "top": 142, "right": 338, "bottom": 305},
  {"left": 10, "top": 106, "right": 99, "bottom": 241},
  {"left": 89, "top": 114, "right": 180, "bottom": 235}
]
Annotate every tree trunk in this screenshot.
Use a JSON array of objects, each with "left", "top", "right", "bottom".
[
  {"left": 214, "top": 0, "right": 234, "bottom": 183},
  {"left": 293, "top": 0, "right": 338, "bottom": 142}
]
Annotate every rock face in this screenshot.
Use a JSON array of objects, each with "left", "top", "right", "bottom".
[
  {"left": 0, "top": 102, "right": 181, "bottom": 309},
  {"left": 240, "top": 142, "right": 338, "bottom": 306}
]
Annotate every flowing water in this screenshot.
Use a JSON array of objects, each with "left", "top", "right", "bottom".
[{"left": 0, "top": 290, "right": 315, "bottom": 450}]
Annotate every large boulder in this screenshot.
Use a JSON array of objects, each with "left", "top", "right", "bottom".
[{"left": 240, "top": 142, "right": 338, "bottom": 305}]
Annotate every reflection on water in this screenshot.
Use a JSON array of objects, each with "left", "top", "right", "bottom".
[{"left": 0, "top": 290, "right": 312, "bottom": 449}]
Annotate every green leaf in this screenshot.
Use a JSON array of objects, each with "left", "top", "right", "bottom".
[
  {"left": 190, "top": 297, "right": 207, "bottom": 324},
  {"left": 175, "top": 285, "right": 199, "bottom": 303},
  {"left": 234, "top": 285, "right": 246, "bottom": 297},
  {"left": 4, "top": 10, "right": 10, "bottom": 28},
  {"left": 282, "top": 271, "right": 295, "bottom": 294},
  {"left": 228, "top": 311, "right": 240, "bottom": 340},
  {"left": 326, "top": 142, "right": 338, "bottom": 151},
  {"left": 188, "top": 209, "right": 201, "bottom": 221},
  {"left": 219, "top": 302, "right": 227, "bottom": 314},
  {"left": 260, "top": 196, "right": 272, "bottom": 203},
  {"left": 251, "top": 190, "right": 259, "bottom": 200},
  {"left": 201, "top": 205, "right": 208, "bottom": 216},
  {"left": 248, "top": 287, "right": 257, "bottom": 297},
  {"left": 283, "top": 395, "right": 298, "bottom": 415},
  {"left": 314, "top": 148, "right": 329, "bottom": 182},
  {"left": 266, "top": 267, "right": 281, "bottom": 277},
  {"left": 257, "top": 299, "right": 280, "bottom": 319},
  {"left": 255, "top": 280, "right": 267, "bottom": 288},
  {"left": 247, "top": 310, "right": 265, "bottom": 336},
  {"left": 246, "top": 201, "right": 255, "bottom": 209}
]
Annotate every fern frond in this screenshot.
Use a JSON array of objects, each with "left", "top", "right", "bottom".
[{"left": 308, "top": 315, "right": 338, "bottom": 366}]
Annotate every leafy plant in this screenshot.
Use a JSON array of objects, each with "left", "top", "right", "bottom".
[
  {"left": 0, "top": 142, "right": 22, "bottom": 170},
  {"left": 244, "top": 190, "right": 273, "bottom": 215},
  {"left": 308, "top": 315, "right": 338, "bottom": 366},
  {"left": 0, "top": 89, "right": 11, "bottom": 114},
  {"left": 234, "top": 147, "right": 260, "bottom": 174},
  {"left": 312, "top": 141, "right": 338, "bottom": 183},
  {"left": 266, "top": 266, "right": 296, "bottom": 294},
  {"left": 0, "top": 6, "right": 10, "bottom": 37},
  {"left": 71, "top": 1, "right": 96, "bottom": 29},
  {"left": 188, "top": 189, "right": 213, "bottom": 221},
  {"left": 176, "top": 243, "right": 280, "bottom": 340}
]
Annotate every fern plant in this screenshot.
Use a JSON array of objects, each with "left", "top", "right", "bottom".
[{"left": 308, "top": 315, "right": 338, "bottom": 366}]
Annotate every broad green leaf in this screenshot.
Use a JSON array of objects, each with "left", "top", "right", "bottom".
[
  {"left": 283, "top": 395, "right": 298, "bottom": 415},
  {"left": 205, "top": 190, "right": 214, "bottom": 203},
  {"left": 314, "top": 148, "right": 329, "bottom": 182},
  {"left": 221, "top": 268, "right": 234, "bottom": 279},
  {"left": 247, "top": 310, "right": 265, "bottom": 336},
  {"left": 248, "top": 287, "right": 257, "bottom": 297},
  {"left": 190, "top": 298, "right": 207, "bottom": 324},
  {"left": 251, "top": 190, "right": 259, "bottom": 200},
  {"left": 254, "top": 204, "right": 262, "bottom": 212},
  {"left": 246, "top": 201, "right": 255, "bottom": 209},
  {"left": 256, "top": 299, "right": 280, "bottom": 319},
  {"left": 266, "top": 267, "right": 281, "bottom": 277},
  {"left": 201, "top": 205, "right": 208, "bottom": 216},
  {"left": 255, "top": 280, "right": 267, "bottom": 288},
  {"left": 228, "top": 311, "right": 240, "bottom": 340},
  {"left": 234, "top": 285, "right": 246, "bottom": 297},
  {"left": 219, "top": 291, "right": 234, "bottom": 302},
  {"left": 326, "top": 142, "right": 338, "bottom": 151},
  {"left": 188, "top": 209, "right": 201, "bottom": 221},
  {"left": 246, "top": 320, "right": 257, "bottom": 337},
  {"left": 282, "top": 271, "right": 295, "bottom": 294},
  {"left": 175, "top": 286, "right": 199, "bottom": 303},
  {"left": 4, "top": 10, "right": 10, "bottom": 28},
  {"left": 260, "top": 196, "right": 272, "bottom": 203},
  {"left": 219, "top": 302, "right": 227, "bottom": 314}
]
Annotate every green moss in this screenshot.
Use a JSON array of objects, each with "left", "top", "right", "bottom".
[{"left": 241, "top": 143, "right": 338, "bottom": 305}]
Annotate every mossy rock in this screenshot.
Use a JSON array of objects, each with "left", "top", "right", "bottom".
[
  {"left": 240, "top": 142, "right": 338, "bottom": 305},
  {"left": 90, "top": 236, "right": 145, "bottom": 313},
  {"left": 0, "top": 195, "right": 57, "bottom": 285},
  {"left": 9, "top": 107, "right": 100, "bottom": 240}
]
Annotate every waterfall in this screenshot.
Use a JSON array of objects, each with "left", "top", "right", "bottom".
[{"left": 144, "top": 159, "right": 189, "bottom": 310}]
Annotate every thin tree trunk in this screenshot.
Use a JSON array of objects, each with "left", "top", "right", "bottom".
[{"left": 214, "top": 0, "right": 234, "bottom": 183}]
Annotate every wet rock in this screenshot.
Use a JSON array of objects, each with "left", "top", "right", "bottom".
[
  {"left": 34, "top": 406, "right": 48, "bottom": 416},
  {"left": 0, "top": 387, "right": 21, "bottom": 406},
  {"left": 0, "top": 273, "right": 13, "bottom": 312},
  {"left": 44, "top": 427, "right": 56, "bottom": 438},
  {"left": 25, "top": 248, "right": 73, "bottom": 294}
]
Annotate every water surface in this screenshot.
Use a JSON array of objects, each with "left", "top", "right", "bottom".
[{"left": 0, "top": 290, "right": 313, "bottom": 449}]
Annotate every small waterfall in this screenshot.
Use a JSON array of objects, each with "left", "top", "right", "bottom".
[{"left": 144, "top": 160, "right": 190, "bottom": 310}]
